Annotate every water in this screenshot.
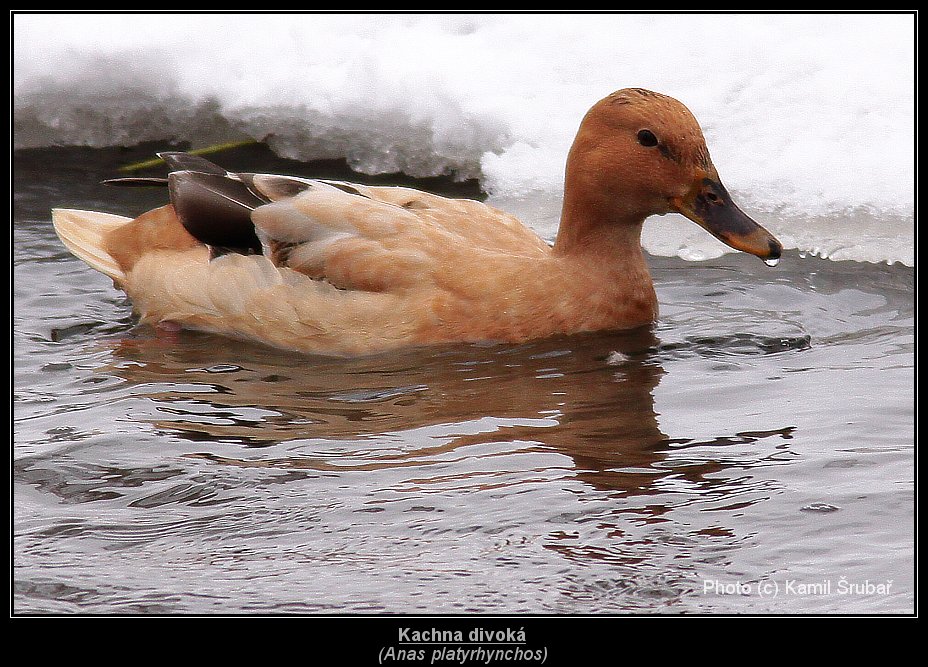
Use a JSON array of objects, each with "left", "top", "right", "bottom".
[
  {"left": 13, "top": 13, "right": 914, "bottom": 615},
  {"left": 13, "top": 145, "right": 914, "bottom": 615}
]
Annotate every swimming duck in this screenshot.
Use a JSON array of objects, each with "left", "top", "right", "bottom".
[{"left": 52, "top": 88, "right": 781, "bottom": 356}]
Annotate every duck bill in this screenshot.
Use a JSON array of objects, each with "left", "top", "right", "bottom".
[{"left": 670, "top": 177, "right": 782, "bottom": 261}]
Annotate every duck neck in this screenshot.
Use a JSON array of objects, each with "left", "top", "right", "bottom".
[
  {"left": 553, "top": 176, "right": 648, "bottom": 266},
  {"left": 550, "top": 183, "right": 658, "bottom": 327}
]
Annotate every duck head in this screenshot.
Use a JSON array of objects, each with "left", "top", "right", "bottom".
[{"left": 556, "top": 88, "right": 781, "bottom": 262}]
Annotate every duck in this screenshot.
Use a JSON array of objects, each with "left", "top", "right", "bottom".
[{"left": 52, "top": 88, "right": 781, "bottom": 356}]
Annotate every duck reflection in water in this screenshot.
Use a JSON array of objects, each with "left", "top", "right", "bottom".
[{"left": 100, "top": 325, "right": 793, "bottom": 502}]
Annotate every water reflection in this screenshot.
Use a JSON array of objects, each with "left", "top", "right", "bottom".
[{"left": 100, "top": 325, "right": 794, "bottom": 502}]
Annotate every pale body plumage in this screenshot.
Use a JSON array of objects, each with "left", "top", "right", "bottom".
[{"left": 52, "top": 89, "right": 779, "bottom": 356}]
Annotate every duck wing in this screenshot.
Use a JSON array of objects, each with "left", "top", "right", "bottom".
[
  {"left": 105, "top": 151, "right": 266, "bottom": 255},
  {"left": 107, "top": 151, "right": 549, "bottom": 296},
  {"left": 245, "top": 176, "right": 550, "bottom": 295}
]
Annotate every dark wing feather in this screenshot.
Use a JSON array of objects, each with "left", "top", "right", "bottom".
[
  {"left": 101, "top": 151, "right": 327, "bottom": 256},
  {"left": 168, "top": 171, "right": 266, "bottom": 254},
  {"left": 157, "top": 151, "right": 229, "bottom": 175},
  {"left": 101, "top": 177, "right": 170, "bottom": 187}
]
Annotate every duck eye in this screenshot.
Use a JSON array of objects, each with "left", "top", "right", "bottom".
[{"left": 637, "top": 129, "right": 658, "bottom": 147}]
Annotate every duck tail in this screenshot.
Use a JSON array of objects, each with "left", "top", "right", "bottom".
[{"left": 52, "top": 209, "right": 131, "bottom": 282}]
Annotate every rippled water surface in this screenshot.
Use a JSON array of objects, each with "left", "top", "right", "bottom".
[{"left": 13, "top": 147, "right": 914, "bottom": 614}]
